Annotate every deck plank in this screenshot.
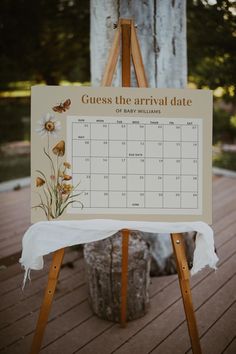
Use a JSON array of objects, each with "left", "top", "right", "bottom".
[
  {"left": 0, "top": 187, "right": 30, "bottom": 260},
  {"left": 33, "top": 235, "right": 236, "bottom": 354},
  {"left": 0, "top": 249, "right": 82, "bottom": 296},
  {"left": 149, "top": 261, "right": 236, "bottom": 354},
  {"left": 58, "top": 236, "right": 236, "bottom": 354},
  {"left": 0, "top": 252, "right": 83, "bottom": 330},
  {"left": 222, "top": 337, "right": 236, "bottom": 354},
  {"left": 0, "top": 221, "right": 232, "bottom": 351},
  {"left": 0, "top": 176, "right": 236, "bottom": 354},
  {"left": 200, "top": 302, "right": 236, "bottom": 354},
  {"left": 0, "top": 256, "right": 84, "bottom": 328}
]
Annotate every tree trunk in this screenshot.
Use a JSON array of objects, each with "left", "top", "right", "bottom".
[
  {"left": 90, "top": 0, "right": 187, "bottom": 88},
  {"left": 84, "top": 232, "right": 151, "bottom": 322},
  {"left": 89, "top": 0, "right": 189, "bottom": 320}
]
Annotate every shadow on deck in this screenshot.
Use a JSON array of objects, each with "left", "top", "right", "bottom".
[{"left": 0, "top": 176, "right": 236, "bottom": 354}]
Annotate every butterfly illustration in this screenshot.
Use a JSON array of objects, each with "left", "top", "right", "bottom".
[{"left": 53, "top": 99, "right": 71, "bottom": 113}]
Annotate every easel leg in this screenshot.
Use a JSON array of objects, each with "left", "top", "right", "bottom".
[
  {"left": 121, "top": 20, "right": 131, "bottom": 87},
  {"left": 120, "top": 21, "right": 131, "bottom": 328},
  {"left": 171, "top": 233, "right": 202, "bottom": 354},
  {"left": 120, "top": 229, "right": 129, "bottom": 328},
  {"left": 30, "top": 248, "right": 65, "bottom": 354}
]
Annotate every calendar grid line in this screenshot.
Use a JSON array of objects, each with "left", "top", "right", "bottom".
[
  {"left": 72, "top": 122, "right": 74, "bottom": 204},
  {"left": 89, "top": 123, "right": 91, "bottom": 207},
  {"left": 71, "top": 206, "right": 199, "bottom": 210},
  {"left": 71, "top": 121, "right": 198, "bottom": 126},
  {"left": 72, "top": 138, "right": 199, "bottom": 143},
  {"left": 75, "top": 190, "right": 198, "bottom": 193},
  {"left": 69, "top": 118, "right": 202, "bottom": 212},
  {"left": 162, "top": 125, "right": 164, "bottom": 208},
  {"left": 197, "top": 125, "right": 199, "bottom": 209},
  {"left": 126, "top": 123, "right": 128, "bottom": 208},
  {"left": 108, "top": 124, "right": 109, "bottom": 208},
  {"left": 144, "top": 124, "right": 146, "bottom": 208},
  {"left": 180, "top": 125, "right": 182, "bottom": 208},
  {"left": 72, "top": 156, "right": 200, "bottom": 159},
  {"left": 73, "top": 173, "right": 199, "bottom": 176}
]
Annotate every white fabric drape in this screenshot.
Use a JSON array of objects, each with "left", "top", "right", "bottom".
[{"left": 20, "top": 219, "right": 219, "bottom": 287}]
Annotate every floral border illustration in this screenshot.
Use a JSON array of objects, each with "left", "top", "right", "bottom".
[{"left": 33, "top": 104, "right": 83, "bottom": 220}]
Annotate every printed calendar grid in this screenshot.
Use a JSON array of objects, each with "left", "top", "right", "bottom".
[{"left": 68, "top": 117, "right": 202, "bottom": 213}]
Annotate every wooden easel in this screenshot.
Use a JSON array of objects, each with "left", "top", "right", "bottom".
[{"left": 30, "top": 19, "right": 202, "bottom": 354}]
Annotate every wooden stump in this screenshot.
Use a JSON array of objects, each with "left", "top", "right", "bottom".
[{"left": 83, "top": 231, "right": 151, "bottom": 322}]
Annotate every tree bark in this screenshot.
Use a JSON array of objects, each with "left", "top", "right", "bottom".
[
  {"left": 90, "top": 0, "right": 187, "bottom": 87},
  {"left": 89, "top": 0, "right": 189, "bottom": 320},
  {"left": 84, "top": 232, "right": 151, "bottom": 322}
]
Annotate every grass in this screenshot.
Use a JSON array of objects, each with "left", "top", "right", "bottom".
[
  {"left": 213, "top": 150, "right": 236, "bottom": 171},
  {"left": 0, "top": 97, "right": 30, "bottom": 144},
  {"left": 0, "top": 80, "right": 90, "bottom": 98},
  {"left": 0, "top": 154, "right": 30, "bottom": 183}
]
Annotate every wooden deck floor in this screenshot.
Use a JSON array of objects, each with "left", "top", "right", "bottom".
[{"left": 0, "top": 176, "right": 236, "bottom": 354}]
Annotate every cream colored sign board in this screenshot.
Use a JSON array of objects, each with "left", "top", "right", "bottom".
[{"left": 31, "top": 86, "right": 212, "bottom": 224}]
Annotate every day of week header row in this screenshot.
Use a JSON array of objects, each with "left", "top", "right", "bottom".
[{"left": 75, "top": 117, "right": 201, "bottom": 125}]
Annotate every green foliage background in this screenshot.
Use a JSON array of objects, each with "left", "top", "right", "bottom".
[
  {"left": 188, "top": 0, "right": 236, "bottom": 101},
  {"left": 0, "top": 0, "right": 235, "bottom": 180},
  {"left": 0, "top": 0, "right": 235, "bottom": 98},
  {"left": 0, "top": 0, "right": 90, "bottom": 87}
]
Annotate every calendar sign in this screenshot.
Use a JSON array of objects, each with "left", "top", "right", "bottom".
[{"left": 31, "top": 86, "right": 212, "bottom": 223}]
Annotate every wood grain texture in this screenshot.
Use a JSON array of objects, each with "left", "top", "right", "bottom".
[
  {"left": 83, "top": 232, "right": 151, "bottom": 323},
  {"left": 131, "top": 24, "right": 148, "bottom": 87},
  {"left": 1, "top": 176, "right": 236, "bottom": 354},
  {"left": 90, "top": 0, "right": 187, "bottom": 87},
  {"left": 121, "top": 21, "right": 132, "bottom": 87},
  {"left": 171, "top": 233, "right": 201, "bottom": 354},
  {"left": 101, "top": 24, "right": 120, "bottom": 86},
  {"left": 120, "top": 229, "right": 130, "bottom": 327},
  {"left": 30, "top": 248, "right": 65, "bottom": 354}
]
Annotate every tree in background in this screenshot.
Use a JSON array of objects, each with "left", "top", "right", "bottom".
[
  {"left": 188, "top": 0, "right": 236, "bottom": 103},
  {"left": 0, "top": 0, "right": 90, "bottom": 87},
  {"left": 187, "top": 0, "right": 236, "bottom": 147},
  {"left": 0, "top": 0, "right": 235, "bottom": 98},
  {"left": 91, "top": 0, "right": 187, "bottom": 88},
  {"left": 90, "top": 0, "right": 191, "bottom": 278}
]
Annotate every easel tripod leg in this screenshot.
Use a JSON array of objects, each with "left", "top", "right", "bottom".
[
  {"left": 171, "top": 233, "right": 202, "bottom": 354},
  {"left": 120, "top": 229, "right": 129, "bottom": 328},
  {"left": 30, "top": 248, "right": 65, "bottom": 354}
]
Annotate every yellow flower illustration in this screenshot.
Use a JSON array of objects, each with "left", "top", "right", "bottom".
[
  {"left": 63, "top": 162, "right": 71, "bottom": 169},
  {"left": 52, "top": 140, "right": 65, "bottom": 156},
  {"left": 63, "top": 174, "right": 72, "bottom": 181},
  {"left": 33, "top": 101, "right": 82, "bottom": 220},
  {"left": 36, "top": 177, "right": 45, "bottom": 187},
  {"left": 62, "top": 183, "right": 73, "bottom": 194}
]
